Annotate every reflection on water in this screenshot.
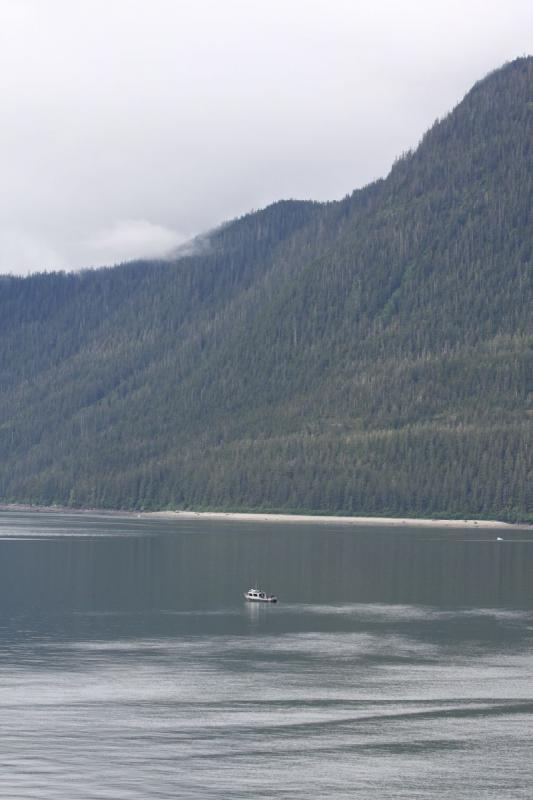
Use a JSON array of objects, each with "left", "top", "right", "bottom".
[{"left": 0, "top": 511, "right": 532, "bottom": 798}]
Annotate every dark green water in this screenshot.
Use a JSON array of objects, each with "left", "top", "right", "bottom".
[{"left": 0, "top": 511, "right": 532, "bottom": 798}]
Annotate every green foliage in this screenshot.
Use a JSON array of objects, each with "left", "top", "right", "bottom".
[{"left": 0, "top": 58, "right": 531, "bottom": 521}]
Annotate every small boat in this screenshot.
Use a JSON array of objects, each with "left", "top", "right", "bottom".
[{"left": 244, "top": 587, "right": 277, "bottom": 603}]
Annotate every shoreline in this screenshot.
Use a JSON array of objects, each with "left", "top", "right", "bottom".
[
  {"left": 144, "top": 510, "right": 529, "bottom": 529},
  {"left": 0, "top": 503, "right": 529, "bottom": 530}
]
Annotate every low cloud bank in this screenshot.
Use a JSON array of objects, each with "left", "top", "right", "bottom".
[
  {"left": 0, "top": 219, "right": 188, "bottom": 276},
  {"left": 84, "top": 219, "right": 187, "bottom": 266}
]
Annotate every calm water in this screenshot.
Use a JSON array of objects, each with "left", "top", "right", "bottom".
[{"left": 0, "top": 511, "right": 532, "bottom": 799}]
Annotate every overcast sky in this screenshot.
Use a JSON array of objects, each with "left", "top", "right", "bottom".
[{"left": 1, "top": 0, "right": 531, "bottom": 275}]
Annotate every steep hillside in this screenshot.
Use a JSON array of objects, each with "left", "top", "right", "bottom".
[{"left": 0, "top": 58, "right": 531, "bottom": 520}]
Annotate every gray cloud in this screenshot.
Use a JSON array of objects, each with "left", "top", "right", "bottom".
[
  {"left": 0, "top": 0, "right": 531, "bottom": 275},
  {"left": 0, "top": 228, "right": 66, "bottom": 275}
]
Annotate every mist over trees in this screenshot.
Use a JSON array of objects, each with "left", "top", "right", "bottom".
[{"left": 0, "top": 58, "right": 531, "bottom": 521}]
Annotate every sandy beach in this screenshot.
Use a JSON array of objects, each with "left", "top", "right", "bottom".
[
  {"left": 143, "top": 510, "right": 528, "bottom": 529},
  {"left": 0, "top": 503, "right": 529, "bottom": 529}
]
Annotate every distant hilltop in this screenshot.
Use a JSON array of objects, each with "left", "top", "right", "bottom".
[{"left": 0, "top": 57, "right": 531, "bottom": 522}]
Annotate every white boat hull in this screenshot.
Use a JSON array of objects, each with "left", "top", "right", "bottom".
[{"left": 244, "top": 590, "right": 277, "bottom": 603}]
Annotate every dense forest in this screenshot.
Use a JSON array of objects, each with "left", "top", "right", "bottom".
[{"left": 0, "top": 58, "right": 531, "bottom": 521}]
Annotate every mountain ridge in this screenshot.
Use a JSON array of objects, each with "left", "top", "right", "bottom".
[{"left": 0, "top": 57, "right": 531, "bottom": 520}]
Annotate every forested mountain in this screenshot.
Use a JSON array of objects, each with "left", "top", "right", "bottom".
[{"left": 0, "top": 57, "right": 531, "bottom": 520}]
